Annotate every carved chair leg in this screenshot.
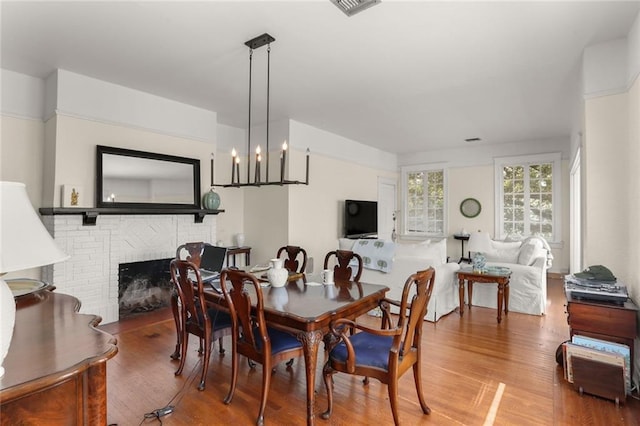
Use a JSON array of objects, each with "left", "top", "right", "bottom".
[
  {"left": 198, "top": 337, "right": 204, "bottom": 355},
  {"left": 175, "top": 331, "right": 189, "bottom": 376},
  {"left": 170, "top": 296, "right": 182, "bottom": 360},
  {"left": 198, "top": 337, "right": 212, "bottom": 391},
  {"left": 321, "top": 364, "right": 335, "bottom": 420},
  {"left": 256, "top": 360, "right": 272, "bottom": 426},
  {"left": 413, "top": 361, "right": 431, "bottom": 414},
  {"left": 388, "top": 378, "right": 400, "bottom": 426},
  {"left": 224, "top": 340, "right": 238, "bottom": 405}
]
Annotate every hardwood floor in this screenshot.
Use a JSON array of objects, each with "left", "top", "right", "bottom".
[{"left": 101, "top": 277, "right": 639, "bottom": 425}]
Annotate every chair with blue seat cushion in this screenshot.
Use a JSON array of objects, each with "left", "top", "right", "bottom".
[
  {"left": 321, "top": 267, "right": 436, "bottom": 426},
  {"left": 171, "top": 242, "right": 229, "bottom": 360},
  {"left": 219, "top": 268, "right": 304, "bottom": 426},
  {"left": 170, "top": 258, "right": 233, "bottom": 391}
]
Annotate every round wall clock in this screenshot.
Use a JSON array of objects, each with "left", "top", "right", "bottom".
[{"left": 460, "top": 198, "right": 481, "bottom": 218}]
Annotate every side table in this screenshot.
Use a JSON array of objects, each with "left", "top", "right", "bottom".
[
  {"left": 457, "top": 267, "right": 512, "bottom": 323},
  {"left": 227, "top": 246, "right": 251, "bottom": 267},
  {"left": 453, "top": 234, "right": 471, "bottom": 263}
]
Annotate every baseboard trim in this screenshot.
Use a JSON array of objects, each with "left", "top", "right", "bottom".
[{"left": 547, "top": 272, "right": 564, "bottom": 280}]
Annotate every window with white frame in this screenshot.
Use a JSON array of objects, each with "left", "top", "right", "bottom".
[
  {"left": 494, "top": 153, "right": 561, "bottom": 242},
  {"left": 401, "top": 164, "right": 446, "bottom": 237}
]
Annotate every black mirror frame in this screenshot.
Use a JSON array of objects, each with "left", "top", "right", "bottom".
[{"left": 96, "top": 145, "right": 201, "bottom": 209}]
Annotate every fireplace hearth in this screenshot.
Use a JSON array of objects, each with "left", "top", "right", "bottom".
[{"left": 119, "top": 258, "right": 174, "bottom": 318}]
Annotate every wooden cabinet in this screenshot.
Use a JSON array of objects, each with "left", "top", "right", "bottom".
[
  {"left": 0, "top": 290, "right": 117, "bottom": 425},
  {"left": 564, "top": 293, "right": 637, "bottom": 404},
  {"left": 566, "top": 293, "right": 638, "bottom": 378}
]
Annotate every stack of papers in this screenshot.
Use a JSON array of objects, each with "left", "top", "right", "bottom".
[{"left": 564, "top": 275, "right": 628, "bottom": 303}]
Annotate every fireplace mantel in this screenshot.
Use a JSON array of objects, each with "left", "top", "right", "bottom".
[{"left": 40, "top": 207, "right": 224, "bottom": 226}]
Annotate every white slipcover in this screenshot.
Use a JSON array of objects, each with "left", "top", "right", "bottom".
[
  {"left": 468, "top": 237, "right": 551, "bottom": 315},
  {"left": 358, "top": 239, "right": 460, "bottom": 322}
]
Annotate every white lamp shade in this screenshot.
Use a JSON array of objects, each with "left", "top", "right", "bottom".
[
  {"left": 1, "top": 182, "right": 69, "bottom": 273},
  {"left": 1, "top": 181, "right": 69, "bottom": 377},
  {"left": 468, "top": 231, "right": 492, "bottom": 254}
]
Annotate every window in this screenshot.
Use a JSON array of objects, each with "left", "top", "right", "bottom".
[
  {"left": 401, "top": 164, "right": 447, "bottom": 237},
  {"left": 495, "top": 153, "right": 561, "bottom": 242}
]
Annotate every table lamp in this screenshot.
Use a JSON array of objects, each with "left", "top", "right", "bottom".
[
  {"left": 0, "top": 181, "right": 69, "bottom": 377},
  {"left": 468, "top": 231, "right": 492, "bottom": 273}
]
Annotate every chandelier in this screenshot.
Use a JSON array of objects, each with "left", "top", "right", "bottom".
[{"left": 215, "top": 33, "right": 309, "bottom": 188}]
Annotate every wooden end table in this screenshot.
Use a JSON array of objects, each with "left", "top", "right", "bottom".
[
  {"left": 227, "top": 246, "right": 251, "bottom": 267},
  {"left": 457, "top": 267, "right": 512, "bottom": 323}
]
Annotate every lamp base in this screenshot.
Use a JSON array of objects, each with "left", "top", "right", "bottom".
[
  {"left": 472, "top": 252, "right": 486, "bottom": 273},
  {"left": 0, "top": 277, "right": 16, "bottom": 378}
]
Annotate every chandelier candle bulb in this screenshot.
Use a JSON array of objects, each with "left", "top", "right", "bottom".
[
  {"left": 235, "top": 156, "right": 240, "bottom": 185},
  {"left": 306, "top": 148, "right": 310, "bottom": 184},
  {"left": 210, "top": 153, "right": 214, "bottom": 187},
  {"left": 231, "top": 149, "right": 237, "bottom": 184},
  {"left": 281, "top": 141, "right": 287, "bottom": 182}
]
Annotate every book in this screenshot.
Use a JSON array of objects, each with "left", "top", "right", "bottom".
[
  {"left": 563, "top": 342, "right": 626, "bottom": 388},
  {"left": 571, "top": 335, "right": 631, "bottom": 394}
]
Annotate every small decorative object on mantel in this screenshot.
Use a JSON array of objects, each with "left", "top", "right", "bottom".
[
  {"left": 202, "top": 188, "right": 220, "bottom": 210},
  {"left": 61, "top": 184, "right": 83, "bottom": 207},
  {"left": 235, "top": 233, "right": 245, "bottom": 247}
]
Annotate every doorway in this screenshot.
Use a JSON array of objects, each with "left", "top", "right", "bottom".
[{"left": 377, "top": 177, "right": 397, "bottom": 241}]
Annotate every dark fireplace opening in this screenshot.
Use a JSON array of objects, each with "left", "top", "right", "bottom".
[{"left": 118, "top": 258, "right": 173, "bottom": 319}]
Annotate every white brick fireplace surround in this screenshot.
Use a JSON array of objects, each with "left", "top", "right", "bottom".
[{"left": 42, "top": 214, "right": 217, "bottom": 324}]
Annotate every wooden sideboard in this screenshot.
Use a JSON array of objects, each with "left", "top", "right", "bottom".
[
  {"left": 0, "top": 290, "right": 117, "bottom": 425},
  {"left": 565, "top": 292, "right": 638, "bottom": 378}
]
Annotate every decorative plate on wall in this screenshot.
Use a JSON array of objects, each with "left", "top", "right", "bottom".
[{"left": 460, "top": 198, "right": 481, "bottom": 218}]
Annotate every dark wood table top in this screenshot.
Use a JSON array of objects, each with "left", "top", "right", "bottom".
[{"left": 207, "top": 277, "right": 389, "bottom": 332}]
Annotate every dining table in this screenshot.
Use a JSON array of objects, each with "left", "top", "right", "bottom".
[{"left": 204, "top": 273, "right": 389, "bottom": 426}]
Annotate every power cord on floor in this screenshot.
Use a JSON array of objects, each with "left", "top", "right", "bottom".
[{"left": 138, "top": 357, "right": 203, "bottom": 425}]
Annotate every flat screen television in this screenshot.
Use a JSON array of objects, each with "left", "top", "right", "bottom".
[{"left": 344, "top": 199, "right": 377, "bottom": 238}]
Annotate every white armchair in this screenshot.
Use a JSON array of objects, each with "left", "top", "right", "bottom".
[{"left": 469, "top": 236, "right": 552, "bottom": 315}]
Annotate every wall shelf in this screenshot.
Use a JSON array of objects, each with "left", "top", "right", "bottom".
[{"left": 39, "top": 207, "right": 224, "bottom": 226}]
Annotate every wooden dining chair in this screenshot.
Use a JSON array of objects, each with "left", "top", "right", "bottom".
[
  {"left": 169, "top": 258, "right": 233, "bottom": 391},
  {"left": 171, "top": 242, "right": 228, "bottom": 361},
  {"left": 321, "top": 268, "right": 436, "bottom": 425},
  {"left": 219, "top": 268, "right": 304, "bottom": 426},
  {"left": 276, "top": 245, "right": 308, "bottom": 273},
  {"left": 323, "top": 249, "right": 363, "bottom": 281}
]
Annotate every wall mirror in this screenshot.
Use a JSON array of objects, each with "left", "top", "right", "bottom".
[
  {"left": 460, "top": 198, "right": 481, "bottom": 218},
  {"left": 96, "top": 145, "right": 200, "bottom": 209}
]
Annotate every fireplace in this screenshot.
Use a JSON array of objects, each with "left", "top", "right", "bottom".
[
  {"left": 118, "top": 258, "right": 174, "bottom": 318},
  {"left": 42, "top": 213, "right": 217, "bottom": 324}
]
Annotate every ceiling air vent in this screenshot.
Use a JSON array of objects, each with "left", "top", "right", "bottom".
[{"left": 331, "top": 0, "right": 381, "bottom": 17}]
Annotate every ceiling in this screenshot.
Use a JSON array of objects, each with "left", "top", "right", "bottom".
[{"left": 2, "top": 1, "right": 639, "bottom": 154}]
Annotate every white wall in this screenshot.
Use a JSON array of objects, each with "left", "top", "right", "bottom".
[
  {"left": 581, "top": 12, "right": 640, "bottom": 306},
  {"left": 215, "top": 124, "right": 245, "bottom": 247}
]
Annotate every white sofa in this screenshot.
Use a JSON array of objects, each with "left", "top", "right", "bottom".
[
  {"left": 469, "top": 236, "right": 552, "bottom": 315},
  {"left": 341, "top": 238, "right": 460, "bottom": 322}
]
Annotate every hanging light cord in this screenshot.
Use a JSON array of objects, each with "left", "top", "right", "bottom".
[
  {"left": 266, "top": 43, "right": 271, "bottom": 180},
  {"left": 247, "top": 48, "right": 253, "bottom": 184}
]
